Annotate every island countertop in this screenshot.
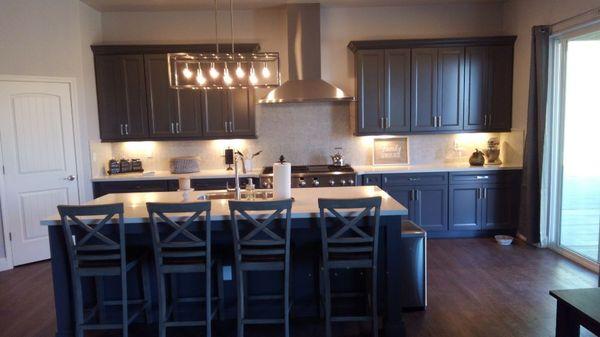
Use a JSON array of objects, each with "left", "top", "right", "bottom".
[{"left": 41, "top": 186, "right": 408, "bottom": 225}]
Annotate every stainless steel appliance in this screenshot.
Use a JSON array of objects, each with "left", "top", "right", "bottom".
[
  {"left": 259, "top": 164, "right": 357, "bottom": 188},
  {"left": 401, "top": 221, "right": 427, "bottom": 310}
]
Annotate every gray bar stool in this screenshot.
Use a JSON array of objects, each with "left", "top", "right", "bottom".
[
  {"left": 228, "top": 199, "right": 293, "bottom": 337},
  {"left": 147, "top": 201, "right": 224, "bottom": 337},
  {"left": 317, "top": 197, "right": 382, "bottom": 337},
  {"left": 58, "top": 203, "right": 152, "bottom": 337}
]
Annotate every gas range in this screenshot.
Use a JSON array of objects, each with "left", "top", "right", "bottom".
[{"left": 259, "top": 165, "right": 357, "bottom": 188}]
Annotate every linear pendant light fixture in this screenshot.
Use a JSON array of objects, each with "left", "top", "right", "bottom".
[{"left": 168, "top": 0, "right": 280, "bottom": 90}]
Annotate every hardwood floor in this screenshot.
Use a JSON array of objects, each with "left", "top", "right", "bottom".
[{"left": 0, "top": 238, "right": 597, "bottom": 337}]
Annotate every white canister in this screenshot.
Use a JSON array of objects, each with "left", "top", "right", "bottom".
[
  {"left": 178, "top": 176, "right": 191, "bottom": 191},
  {"left": 273, "top": 162, "right": 291, "bottom": 199}
]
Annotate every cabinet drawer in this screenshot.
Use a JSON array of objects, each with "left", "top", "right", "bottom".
[
  {"left": 449, "top": 170, "right": 519, "bottom": 185},
  {"left": 93, "top": 180, "right": 170, "bottom": 198},
  {"left": 362, "top": 174, "right": 382, "bottom": 187},
  {"left": 382, "top": 173, "right": 447, "bottom": 186}
]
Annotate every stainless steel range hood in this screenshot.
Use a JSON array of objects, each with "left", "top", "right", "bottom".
[{"left": 259, "top": 4, "right": 354, "bottom": 104}]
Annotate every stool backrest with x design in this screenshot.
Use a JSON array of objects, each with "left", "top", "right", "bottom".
[
  {"left": 228, "top": 199, "right": 293, "bottom": 266},
  {"left": 318, "top": 197, "right": 382, "bottom": 268},
  {"left": 146, "top": 202, "right": 212, "bottom": 267},
  {"left": 58, "top": 203, "right": 126, "bottom": 272}
]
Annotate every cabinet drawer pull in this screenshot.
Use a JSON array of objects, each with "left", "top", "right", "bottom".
[
  {"left": 476, "top": 176, "right": 489, "bottom": 180},
  {"left": 408, "top": 177, "right": 420, "bottom": 182}
]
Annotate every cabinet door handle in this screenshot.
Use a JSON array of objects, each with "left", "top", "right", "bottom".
[
  {"left": 483, "top": 187, "right": 487, "bottom": 199},
  {"left": 176, "top": 122, "right": 181, "bottom": 134},
  {"left": 119, "top": 124, "right": 124, "bottom": 135},
  {"left": 229, "top": 121, "right": 233, "bottom": 132},
  {"left": 488, "top": 114, "right": 492, "bottom": 127},
  {"left": 124, "top": 124, "right": 129, "bottom": 135},
  {"left": 380, "top": 117, "right": 385, "bottom": 129},
  {"left": 411, "top": 189, "right": 415, "bottom": 201},
  {"left": 476, "top": 175, "right": 489, "bottom": 180},
  {"left": 386, "top": 116, "right": 390, "bottom": 128},
  {"left": 170, "top": 122, "right": 175, "bottom": 134},
  {"left": 484, "top": 114, "right": 488, "bottom": 126},
  {"left": 224, "top": 121, "right": 228, "bottom": 133},
  {"left": 477, "top": 188, "right": 481, "bottom": 199},
  {"left": 438, "top": 115, "right": 442, "bottom": 127}
]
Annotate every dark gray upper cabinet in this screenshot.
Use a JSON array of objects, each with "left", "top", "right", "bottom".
[
  {"left": 348, "top": 36, "right": 515, "bottom": 135},
  {"left": 94, "top": 54, "right": 149, "bottom": 141},
  {"left": 355, "top": 50, "right": 385, "bottom": 134},
  {"left": 411, "top": 48, "right": 438, "bottom": 132},
  {"left": 203, "top": 88, "right": 255, "bottom": 138},
  {"left": 487, "top": 45, "right": 513, "bottom": 131},
  {"left": 92, "top": 44, "right": 259, "bottom": 142},
  {"left": 464, "top": 45, "right": 514, "bottom": 131},
  {"left": 385, "top": 49, "right": 411, "bottom": 132},
  {"left": 437, "top": 47, "right": 464, "bottom": 131},
  {"left": 145, "top": 54, "right": 203, "bottom": 139}
]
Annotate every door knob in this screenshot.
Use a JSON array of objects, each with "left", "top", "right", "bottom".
[{"left": 65, "top": 175, "right": 76, "bottom": 181}]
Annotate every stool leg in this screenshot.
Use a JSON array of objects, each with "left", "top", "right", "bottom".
[
  {"left": 284, "top": 268, "right": 290, "bottom": 337},
  {"left": 237, "top": 268, "right": 245, "bottom": 337},
  {"left": 206, "top": 264, "right": 212, "bottom": 337},
  {"left": 94, "top": 276, "right": 105, "bottom": 323},
  {"left": 371, "top": 267, "right": 378, "bottom": 337},
  {"left": 158, "top": 273, "right": 167, "bottom": 337},
  {"left": 323, "top": 267, "right": 332, "bottom": 337},
  {"left": 141, "top": 259, "right": 152, "bottom": 323},
  {"left": 74, "top": 276, "right": 85, "bottom": 337},
  {"left": 121, "top": 272, "right": 128, "bottom": 337},
  {"left": 170, "top": 274, "right": 178, "bottom": 320},
  {"left": 217, "top": 260, "right": 225, "bottom": 321}
]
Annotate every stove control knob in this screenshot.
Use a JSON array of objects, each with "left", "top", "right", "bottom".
[
  {"left": 299, "top": 179, "right": 307, "bottom": 187},
  {"left": 340, "top": 179, "right": 346, "bottom": 186},
  {"left": 312, "top": 179, "right": 320, "bottom": 187},
  {"left": 348, "top": 179, "right": 355, "bottom": 185},
  {"left": 329, "top": 179, "right": 335, "bottom": 186}
]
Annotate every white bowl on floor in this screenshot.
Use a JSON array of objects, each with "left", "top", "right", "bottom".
[{"left": 495, "top": 235, "right": 514, "bottom": 245}]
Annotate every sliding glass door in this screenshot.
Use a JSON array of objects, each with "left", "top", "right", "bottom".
[{"left": 548, "top": 23, "right": 600, "bottom": 266}]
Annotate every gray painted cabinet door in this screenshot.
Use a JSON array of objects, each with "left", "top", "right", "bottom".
[
  {"left": 356, "top": 50, "right": 385, "bottom": 134},
  {"left": 464, "top": 47, "right": 489, "bottom": 131},
  {"left": 145, "top": 54, "right": 203, "bottom": 138},
  {"left": 481, "top": 183, "right": 513, "bottom": 229},
  {"left": 449, "top": 185, "right": 482, "bottom": 230},
  {"left": 202, "top": 90, "right": 229, "bottom": 137},
  {"left": 415, "top": 185, "right": 448, "bottom": 232},
  {"left": 487, "top": 45, "right": 513, "bottom": 131},
  {"left": 227, "top": 88, "right": 255, "bottom": 136},
  {"left": 386, "top": 186, "right": 416, "bottom": 221},
  {"left": 411, "top": 48, "right": 438, "bottom": 131},
  {"left": 95, "top": 54, "right": 149, "bottom": 140},
  {"left": 385, "top": 49, "right": 411, "bottom": 132},
  {"left": 437, "top": 47, "right": 464, "bottom": 131}
]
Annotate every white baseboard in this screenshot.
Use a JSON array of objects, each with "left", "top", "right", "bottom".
[{"left": 0, "top": 257, "right": 13, "bottom": 272}]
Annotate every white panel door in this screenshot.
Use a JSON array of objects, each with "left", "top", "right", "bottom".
[{"left": 0, "top": 81, "right": 79, "bottom": 265}]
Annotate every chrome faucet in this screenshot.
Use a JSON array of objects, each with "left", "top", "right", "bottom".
[{"left": 226, "top": 153, "right": 242, "bottom": 200}]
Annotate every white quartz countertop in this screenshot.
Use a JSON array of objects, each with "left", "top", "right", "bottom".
[
  {"left": 353, "top": 163, "right": 522, "bottom": 175},
  {"left": 41, "top": 186, "right": 408, "bottom": 225},
  {"left": 92, "top": 169, "right": 262, "bottom": 182}
]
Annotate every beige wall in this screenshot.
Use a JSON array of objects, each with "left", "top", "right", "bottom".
[
  {"left": 502, "top": 0, "right": 600, "bottom": 131},
  {"left": 0, "top": 0, "right": 102, "bottom": 259},
  {"left": 97, "top": 3, "right": 514, "bottom": 173}
]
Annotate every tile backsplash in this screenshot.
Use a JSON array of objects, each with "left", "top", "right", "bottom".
[{"left": 91, "top": 104, "right": 523, "bottom": 176}]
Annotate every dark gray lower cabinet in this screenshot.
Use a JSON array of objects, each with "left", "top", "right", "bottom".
[
  {"left": 449, "top": 185, "right": 482, "bottom": 231},
  {"left": 481, "top": 183, "right": 515, "bottom": 229}
]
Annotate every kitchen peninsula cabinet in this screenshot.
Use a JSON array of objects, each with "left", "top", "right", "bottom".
[
  {"left": 349, "top": 36, "right": 516, "bottom": 135},
  {"left": 92, "top": 44, "right": 259, "bottom": 142}
]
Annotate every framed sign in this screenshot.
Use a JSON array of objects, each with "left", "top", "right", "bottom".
[{"left": 372, "top": 137, "right": 409, "bottom": 166}]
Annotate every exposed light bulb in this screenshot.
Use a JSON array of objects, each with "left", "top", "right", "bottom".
[
  {"left": 182, "top": 64, "right": 193, "bottom": 79},
  {"left": 209, "top": 63, "right": 219, "bottom": 79},
  {"left": 235, "top": 62, "right": 245, "bottom": 79},
  {"left": 223, "top": 65, "right": 233, "bottom": 86},
  {"left": 261, "top": 62, "right": 271, "bottom": 78},
  {"left": 196, "top": 69, "right": 206, "bottom": 85},
  {"left": 249, "top": 66, "right": 258, "bottom": 85}
]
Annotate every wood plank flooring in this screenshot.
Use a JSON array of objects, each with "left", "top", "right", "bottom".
[{"left": 0, "top": 238, "right": 597, "bottom": 337}]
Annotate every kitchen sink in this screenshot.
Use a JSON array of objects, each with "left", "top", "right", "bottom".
[{"left": 198, "top": 190, "right": 274, "bottom": 201}]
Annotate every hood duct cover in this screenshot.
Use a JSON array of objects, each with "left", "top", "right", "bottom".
[{"left": 259, "top": 4, "right": 354, "bottom": 103}]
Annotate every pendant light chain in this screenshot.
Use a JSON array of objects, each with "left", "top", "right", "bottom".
[
  {"left": 230, "top": 0, "right": 235, "bottom": 55},
  {"left": 214, "top": 0, "right": 219, "bottom": 53}
]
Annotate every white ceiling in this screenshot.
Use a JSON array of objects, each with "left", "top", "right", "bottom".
[{"left": 81, "top": 0, "right": 503, "bottom": 12}]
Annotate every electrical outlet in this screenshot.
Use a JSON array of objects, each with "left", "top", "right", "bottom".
[{"left": 223, "top": 265, "right": 232, "bottom": 281}]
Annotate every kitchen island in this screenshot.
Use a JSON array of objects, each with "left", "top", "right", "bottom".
[{"left": 42, "top": 186, "right": 408, "bottom": 337}]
